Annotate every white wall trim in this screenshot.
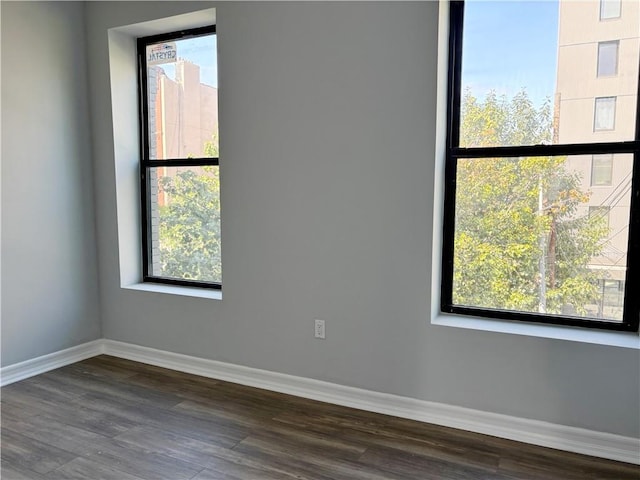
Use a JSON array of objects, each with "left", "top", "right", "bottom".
[
  {"left": 101, "top": 339, "right": 640, "bottom": 465},
  {"left": 0, "top": 340, "right": 104, "bottom": 387},
  {"left": 2, "top": 339, "right": 638, "bottom": 465}
]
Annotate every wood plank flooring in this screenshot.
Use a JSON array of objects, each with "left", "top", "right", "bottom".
[{"left": 1, "top": 355, "right": 638, "bottom": 479}]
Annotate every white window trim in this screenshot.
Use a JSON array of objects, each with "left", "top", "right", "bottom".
[
  {"left": 124, "top": 283, "right": 222, "bottom": 300},
  {"left": 431, "top": 1, "right": 638, "bottom": 349}
]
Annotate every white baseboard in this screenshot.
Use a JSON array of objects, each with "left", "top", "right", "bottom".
[
  {"left": 2, "top": 339, "right": 638, "bottom": 465},
  {"left": 0, "top": 340, "right": 104, "bottom": 387},
  {"left": 101, "top": 339, "right": 640, "bottom": 465}
]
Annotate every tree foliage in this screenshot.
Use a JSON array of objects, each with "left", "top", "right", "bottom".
[
  {"left": 454, "top": 89, "right": 607, "bottom": 314},
  {"left": 460, "top": 89, "right": 553, "bottom": 148},
  {"left": 157, "top": 131, "right": 221, "bottom": 283}
]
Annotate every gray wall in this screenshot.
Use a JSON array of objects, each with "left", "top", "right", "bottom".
[
  {"left": 63, "top": 0, "right": 640, "bottom": 439},
  {"left": 1, "top": 2, "right": 101, "bottom": 365}
]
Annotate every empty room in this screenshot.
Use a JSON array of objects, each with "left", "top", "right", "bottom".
[{"left": 1, "top": 1, "right": 639, "bottom": 478}]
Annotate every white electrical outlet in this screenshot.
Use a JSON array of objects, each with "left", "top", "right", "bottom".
[{"left": 314, "top": 319, "right": 325, "bottom": 339}]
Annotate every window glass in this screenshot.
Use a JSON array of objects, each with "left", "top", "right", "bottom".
[
  {"left": 452, "top": 154, "right": 630, "bottom": 322},
  {"left": 149, "top": 166, "right": 221, "bottom": 283},
  {"left": 594, "top": 97, "right": 616, "bottom": 131},
  {"left": 598, "top": 280, "right": 625, "bottom": 320},
  {"left": 460, "top": 1, "right": 637, "bottom": 147},
  {"left": 600, "top": 0, "right": 621, "bottom": 19},
  {"left": 459, "top": 1, "right": 557, "bottom": 148},
  {"left": 589, "top": 206, "right": 610, "bottom": 228},
  {"left": 597, "top": 41, "right": 618, "bottom": 77},
  {"left": 591, "top": 154, "right": 613, "bottom": 186},
  {"left": 146, "top": 35, "right": 218, "bottom": 160}
]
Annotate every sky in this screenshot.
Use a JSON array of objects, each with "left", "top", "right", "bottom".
[
  {"left": 157, "top": 34, "right": 218, "bottom": 88},
  {"left": 461, "top": 0, "right": 560, "bottom": 108}
]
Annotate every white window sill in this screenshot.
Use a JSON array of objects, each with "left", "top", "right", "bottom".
[
  {"left": 432, "top": 313, "right": 639, "bottom": 350},
  {"left": 123, "top": 282, "right": 222, "bottom": 300}
]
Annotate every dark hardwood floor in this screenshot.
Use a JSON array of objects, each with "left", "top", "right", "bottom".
[{"left": 1, "top": 355, "right": 638, "bottom": 479}]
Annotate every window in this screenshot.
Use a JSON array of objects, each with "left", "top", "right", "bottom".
[
  {"left": 597, "top": 41, "right": 619, "bottom": 77},
  {"left": 595, "top": 279, "right": 625, "bottom": 320},
  {"left": 138, "top": 26, "right": 221, "bottom": 289},
  {"left": 591, "top": 154, "right": 613, "bottom": 186},
  {"left": 442, "top": 1, "right": 639, "bottom": 331},
  {"left": 594, "top": 97, "right": 616, "bottom": 131},
  {"left": 589, "top": 206, "right": 611, "bottom": 228},
  {"left": 600, "top": 0, "right": 621, "bottom": 20}
]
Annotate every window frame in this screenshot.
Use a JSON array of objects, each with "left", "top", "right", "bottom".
[
  {"left": 137, "top": 25, "right": 221, "bottom": 290},
  {"left": 441, "top": 1, "right": 639, "bottom": 332}
]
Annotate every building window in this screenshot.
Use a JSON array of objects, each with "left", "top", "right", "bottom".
[
  {"left": 591, "top": 154, "right": 613, "bottom": 186},
  {"left": 138, "top": 26, "right": 221, "bottom": 289},
  {"left": 597, "top": 41, "right": 619, "bottom": 77},
  {"left": 589, "top": 206, "right": 611, "bottom": 228},
  {"left": 594, "top": 97, "right": 616, "bottom": 131},
  {"left": 442, "top": 1, "right": 639, "bottom": 331},
  {"left": 600, "top": 0, "right": 621, "bottom": 20},
  {"left": 595, "top": 279, "right": 625, "bottom": 319}
]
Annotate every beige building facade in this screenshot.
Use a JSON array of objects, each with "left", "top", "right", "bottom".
[{"left": 556, "top": 0, "right": 639, "bottom": 318}]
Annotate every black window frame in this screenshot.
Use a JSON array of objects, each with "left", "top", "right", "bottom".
[
  {"left": 441, "top": 1, "right": 639, "bottom": 332},
  {"left": 137, "top": 25, "right": 221, "bottom": 290}
]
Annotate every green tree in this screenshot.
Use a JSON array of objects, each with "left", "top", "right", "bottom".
[
  {"left": 157, "top": 131, "right": 221, "bottom": 283},
  {"left": 454, "top": 89, "right": 607, "bottom": 315}
]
